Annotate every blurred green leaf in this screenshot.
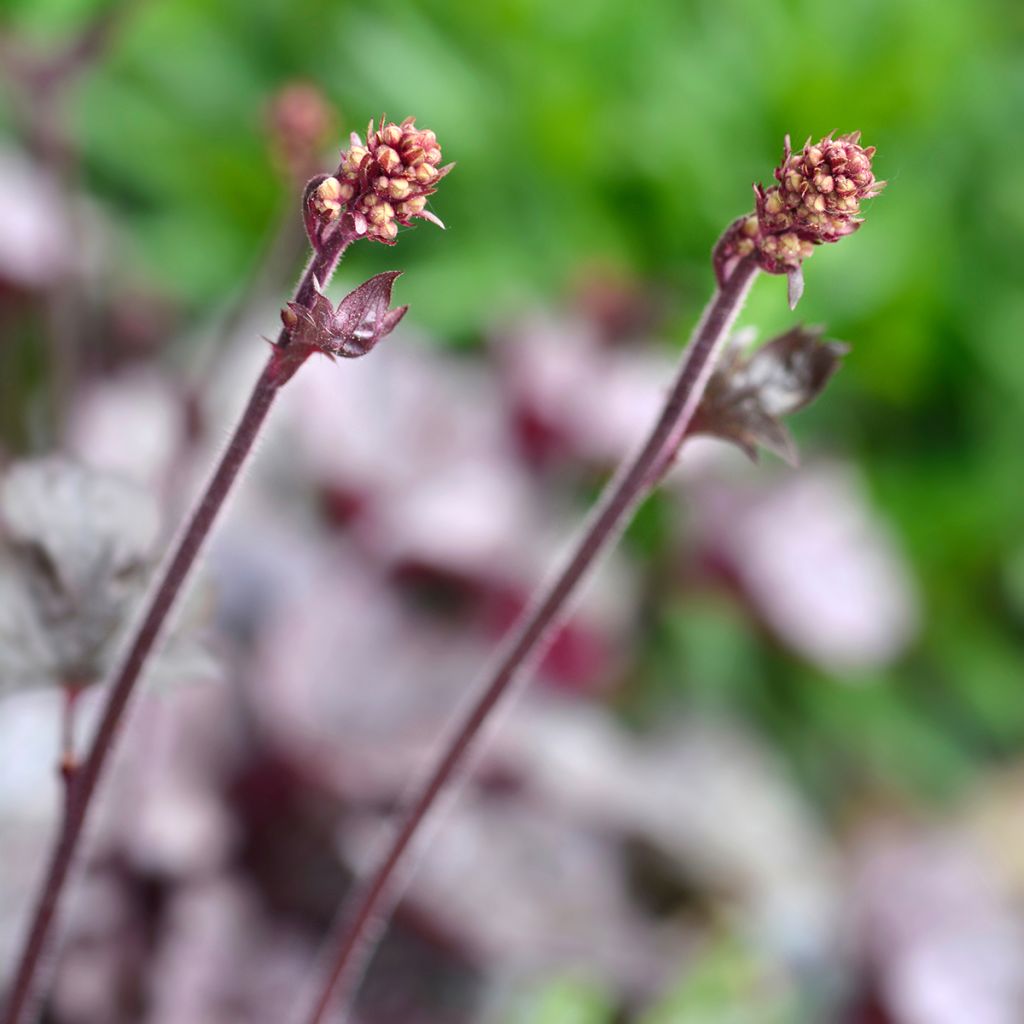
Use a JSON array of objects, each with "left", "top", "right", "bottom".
[
  {"left": 507, "top": 977, "right": 613, "bottom": 1024},
  {"left": 640, "top": 937, "right": 805, "bottom": 1024}
]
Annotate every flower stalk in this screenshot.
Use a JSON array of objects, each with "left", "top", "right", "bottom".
[
  {"left": 299, "top": 130, "right": 881, "bottom": 1024},
  {"left": 1, "top": 117, "right": 446, "bottom": 1024},
  {"left": 300, "top": 257, "right": 759, "bottom": 1024}
]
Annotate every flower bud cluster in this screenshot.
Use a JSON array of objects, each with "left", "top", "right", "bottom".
[
  {"left": 769, "top": 132, "right": 882, "bottom": 239},
  {"left": 715, "top": 132, "right": 882, "bottom": 289},
  {"left": 309, "top": 117, "right": 451, "bottom": 245}
]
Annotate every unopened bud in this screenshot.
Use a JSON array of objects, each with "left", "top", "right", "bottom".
[
  {"left": 367, "top": 201, "right": 395, "bottom": 226},
  {"left": 343, "top": 146, "right": 368, "bottom": 175},
  {"left": 380, "top": 123, "right": 404, "bottom": 147},
  {"left": 314, "top": 176, "right": 344, "bottom": 213},
  {"left": 396, "top": 197, "right": 426, "bottom": 218},
  {"left": 387, "top": 178, "right": 412, "bottom": 200},
  {"left": 812, "top": 171, "right": 834, "bottom": 194},
  {"left": 376, "top": 146, "right": 401, "bottom": 174}
]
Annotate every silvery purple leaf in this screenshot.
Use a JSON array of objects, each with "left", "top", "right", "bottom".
[
  {"left": 0, "top": 457, "right": 217, "bottom": 692},
  {"left": 1, "top": 456, "right": 159, "bottom": 599}
]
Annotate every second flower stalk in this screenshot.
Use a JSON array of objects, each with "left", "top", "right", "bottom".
[{"left": 294, "top": 130, "right": 882, "bottom": 1024}]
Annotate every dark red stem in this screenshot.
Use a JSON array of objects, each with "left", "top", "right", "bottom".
[
  {"left": 0, "top": 231, "right": 350, "bottom": 1024},
  {"left": 300, "top": 257, "right": 759, "bottom": 1024}
]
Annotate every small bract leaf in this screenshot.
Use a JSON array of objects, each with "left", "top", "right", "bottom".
[
  {"left": 331, "top": 271, "right": 405, "bottom": 356},
  {"left": 692, "top": 326, "right": 849, "bottom": 466},
  {"left": 283, "top": 272, "right": 406, "bottom": 359}
]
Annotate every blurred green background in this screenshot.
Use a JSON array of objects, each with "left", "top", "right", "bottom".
[
  {"left": 1, "top": 0, "right": 1023, "bottom": 1018},
  {"left": 4, "top": 0, "right": 1020, "bottom": 792}
]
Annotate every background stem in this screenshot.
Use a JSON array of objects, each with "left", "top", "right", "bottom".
[
  {"left": 0, "top": 0, "right": 142, "bottom": 447},
  {"left": 0, "top": 230, "right": 350, "bottom": 1024},
  {"left": 300, "top": 257, "right": 759, "bottom": 1024}
]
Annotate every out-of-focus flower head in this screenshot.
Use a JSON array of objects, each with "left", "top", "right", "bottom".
[
  {"left": 715, "top": 132, "right": 883, "bottom": 306},
  {"left": 266, "top": 81, "right": 337, "bottom": 183},
  {"left": 309, "top": 116, "right": 452, "bottom": 245}
]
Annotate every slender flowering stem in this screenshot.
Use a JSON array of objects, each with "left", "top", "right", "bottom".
[
  {"left": 299, "top": 256, "right": 759, "bottom": 1024},
  {"left": 0, "top": 231, "right": 352, "bottom": 1024}
]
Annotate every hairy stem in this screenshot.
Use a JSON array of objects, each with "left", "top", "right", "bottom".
[
  {"left": 300, "top": 256, "right": 759, "bottom": 1024},
  {"left": 0, "top": 231, "right": 350, "bottom": 1024}
]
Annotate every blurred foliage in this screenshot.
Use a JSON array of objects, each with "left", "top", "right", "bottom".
[
  {"left": 508, "top": 978, "right": 612, "bottom": 1024},
  {"left": 3, "top": 0, "right": 1022, "bottom": 852},
  {"left": 511, "top": 937, "right": 805, "bottom": 1024},
  {"left": 638, "top": 939, "right": 804, "bottom": 1024},
  {"left": 2, "top": 0, "right": 1024, "bottom": 1016}
]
